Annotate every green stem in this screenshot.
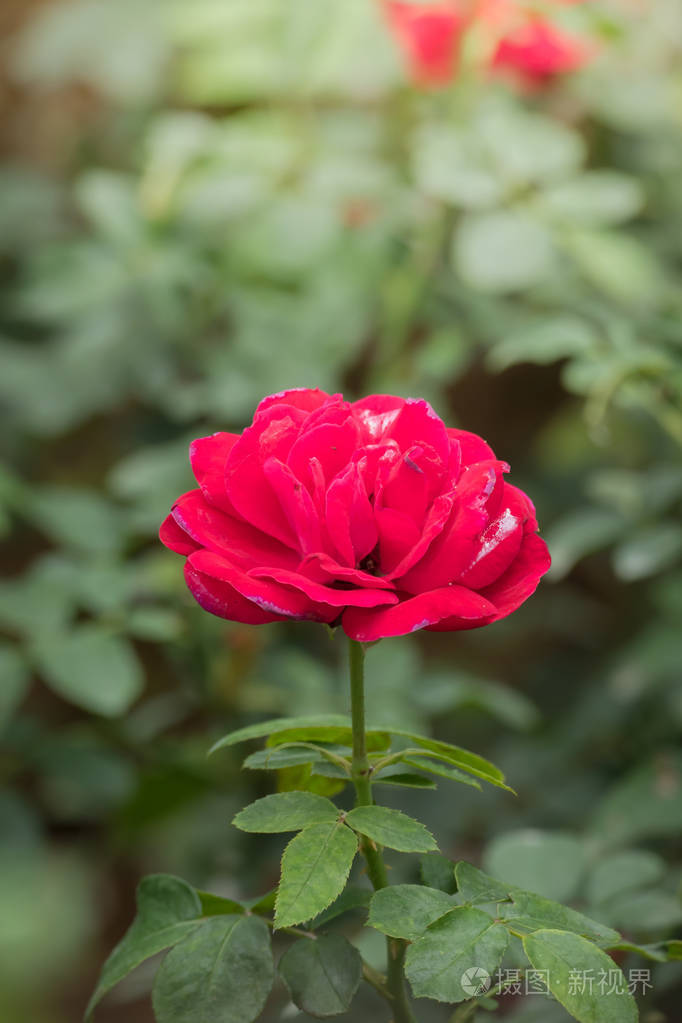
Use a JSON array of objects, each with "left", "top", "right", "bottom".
[{"left": 348, "top": 639, "right": 417, "bottom": 1023}]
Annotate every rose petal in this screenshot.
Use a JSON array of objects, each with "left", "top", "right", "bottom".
[
  {"left": 263, "top": 457, "right": 323, "bottom": 554},
  {"left": 388, "top": 398, "right": 450, "bottom": 465},
  {"left": 184, "top": 561, "right": 287, "bottom": 625},
  {"left": 375, "top": 506, "right": 421, "bottom": 575},
  {"left": 479, "top": 532, "right": 551, "bottom": 619},
  {"left": 342, "top": 585, "right": 496, "bottom": 641},
  {"left": 447, "top": 428, "right": 496, "bottom": 466},
  {"left": 288, "top": 421, "right": 359, "bottom": 492},
  {"left": 171, "top": 490, "right": 297, "bottom": 569},
  {"left": 249, "top": 566, "right": 398, "bottom": 608},
  {"left": 188, "top": 550, "right": 336, "bottom": 622},
  {"left": 352, "top": 394, "right": 405, "bottom": 442},
  {"left": 298, "top": 552, "right": 395, "bottom": 590},
  {"left": 458, "top": 508, "right": 523, "bottom": 589},
  {"left": 254, "top": 388, "right": 333, "bottom": 418},
  {"left": 325, "top": 459, "right": 378, "bottom": 566},
  {"left": 398, "top": 462, "right": 506, "bottom": 592},
  {"left": 159, "top": 513, "right": 201, "bottom": 556},
  {"left": 189, "top": 432, "right": 240, "bottom": 512},
  {"left": 225, "top": 411, "right": 308, "bottom": 548}
]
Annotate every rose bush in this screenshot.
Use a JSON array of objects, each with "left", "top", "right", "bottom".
[{"left": 161, "top": 390, "right": 550, "bottom": 641}]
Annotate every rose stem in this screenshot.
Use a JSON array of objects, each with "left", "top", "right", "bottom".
[{"left": 348, "top": 638, "right": 418, "bottom": 1023}]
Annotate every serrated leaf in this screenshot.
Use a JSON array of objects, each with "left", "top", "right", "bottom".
[
  {"left": 372, "top": 726, "right": 510, "bottom": 790},
  {"left": 243, "top": 746, "right": 349, "bottom": 771},
  {"left": 403, "top": 755, "right": 482, "bottom": 790},
  {"left": 405, "top": 906, "right": 509, "bottom": 1003},
  {"left": 345, "top": 806, "right": 438, "bottom": 853},
  {"left": 523, "top": 929, "right": 638, "bottom": 1023},
  {"left": 210, "top": 715, "right": 389, "bottom": 754},
  {"left": 455, "top": 862, "right": 620, "bottom": 947},
  {"left": 275, "top": 821, "right": 358, "bottom": 928},
  {"left": 310, "top": 886, "right": 372, "bottom": 928},
  {"left": 86, "top": 874, "right": 202, "bottom": 1019},
  {"left": 374, "top": 771, "right": 437, "bottom": 790},
  {"left": 196, "top": 891, "right": 245, "bottom": 917},
  {"left": 421, "top": 853, "right": 458, "bottom": 894},
  {"left": 368, "top": 885, "right": 456, "bottom": 940},
  {"left": 279, "top": 934, "right": 362, "bottom": 1018},
  {"left": 152, "top": 915, "right": 273, "bottom": 1023},
  {"left": 233, "top": 792, "right": 338, "bottom": 833}
]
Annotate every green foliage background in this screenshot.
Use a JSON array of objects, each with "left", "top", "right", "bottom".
[{"left": 1, "top": 1, "right": 681, "bottom": 1020}]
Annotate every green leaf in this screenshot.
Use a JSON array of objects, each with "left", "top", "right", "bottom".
[
  {"left": 502, "top": 892, "right": 621, "bottom": 947},
  {"left": 538, "top": 172, "right": 644, "bottom": 226},
  {"left": 233, "top": 792, "right": 339, "bottom": 833},
  {"left": 86, "top": 874, "right": 202, "bottom": 1019},
  {"left": 371, "top": 726, "right": 509, "bottom": 790},
  {"left": 402, "top": 755, "right": 482, "bottom": 790},
  {"left": 455, "top": 863, "right": 620, "bottom": 946},
  {"left": 275, "top": 821, "right": 358, "bottom": 928},
  {"left": 374, "top": 770, "right": 437, "bottom": 790},
  {"left": 368, "top": 885, "right": 456, "bottom": 941},
  {"left": 152, "top": 915, "right": 273, "bottom": 1023},
  {"left": 310, "top": 886, "right": 372, "bottom": 928},
  {"left": 483, "top": 830, "right": 586, "bottom": 901},
  {"left": 523, "top": 929, "right": 638, "bottom": 1023},
  {"left": 244, "top": 746, "right": 348, "bottom": 771},
  {"left": 586, "top": 850, "right": 665, "bottom": 906},
  {"left": 196, "top": 891, "right": 245, "bottom": 917},
  {"left": 33, "top": 624, "right": 143, "bottom": 716},
  {"left": 210, "top": 715, "right": 389, "bottom": 754},
  {"left": 454, "top": 210, "right": 555, "bottom": 293},
  {"left": 405, "top": 907, "right": 509, "bottom": 1003},
  {"left": 345, "top": 806, "right": 438, "bottom": 853},
  {"left": 279, "top": 934, "right": 362, "bottom": 1018},
  {"left": 421, "top": 853, "right": 457, "bottom": 894},
  {"left": 455, "top": 862, "right": 512, "bottom": 904},
  {"left": 0, "top": 643, "right": 30, "bottom": 727}
]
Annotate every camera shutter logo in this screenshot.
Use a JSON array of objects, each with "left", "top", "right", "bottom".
[{"left": 461, "top": 967, "right": 491, "bottom": 996}]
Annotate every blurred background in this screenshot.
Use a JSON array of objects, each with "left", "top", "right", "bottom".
[{"left": 1, "top": 1, "right": 681, "bottom": 1020}]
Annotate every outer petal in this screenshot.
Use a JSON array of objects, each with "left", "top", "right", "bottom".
[
  {"left": 249, "top": 567, "right": 398, "bottom": 608},
  {"left": 159, "top": 513, "right": 201, "bottom": 556},
  {"left": 187, "top": 550, "right": 336, "bottom": 622},
  {"left": 170, "top": 490, "right": 297, "bottom": 570},
  {"left": 458, "top": 483, "right": 538, "bottom": 589},
  {"left": 189, "top": 432, "right": 240, "bottom": 512},
  {"left": 254, "top": 388, "right": 333, "bottom": 417},
  {"left": 447, "top": 427, "right": 496, "bottom": 467},
  {"left": 342, "top": 585, "right": 496, "bottom": 641},
  {"left": 184, "top": 561, "right": 287, "bottom": 625},
  {"left": 479, "top": 532, "right": 551, "bottom": 620}
]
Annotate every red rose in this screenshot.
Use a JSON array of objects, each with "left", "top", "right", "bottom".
[
  {"left": 383, "top": 1, "right": 464, "bottom": 87},
  {"left": 490, "top": 12, "right": 595, "bottom": 83},
  {"left": 160, "top": 390, "right": 550, "bottom": 642}
]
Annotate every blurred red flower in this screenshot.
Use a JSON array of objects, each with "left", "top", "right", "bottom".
[{"left": 382, "top": 0, "right": 594, "bottom": 88}]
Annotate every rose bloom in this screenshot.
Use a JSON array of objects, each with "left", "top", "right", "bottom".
[
  {"left": 382, "top": 0, "right": 593, "bottom": 88},
  {"left": 382, "top": 0, "right": 465, "bottom": 87},
  {"left": 161, "top": 390, "right": 550, "bottom": 642}
]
